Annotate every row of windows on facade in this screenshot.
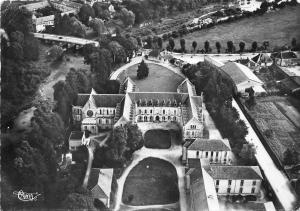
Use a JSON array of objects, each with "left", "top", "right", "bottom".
[
  {"left": 216, "top": 187, "right": 257, "bottom": 194},
  {"left": 136, "top": 100, "right": 181, "bottom": 107},
  {"left": 73, "top": 109, "right": 115, "bottom": 115},
  {"left": 195, "top": 151, "right": 228, "bottom": 158},
  {"left": 138, "top": 109, "right": 178, "bottom": 115},
  {"left": 137, "top": 115, "right": 177, "bottom": 122},
  {"left": 216, "top": 180, "right": 257, "bottom": 186}
]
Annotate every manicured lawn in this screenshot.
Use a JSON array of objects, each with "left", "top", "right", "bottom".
[
  {"left": 165, "top": 6, "right": 300, "bottom": 53},
  {"left": 118, "top": 63, "right": 184, "bottom": 92},
  {"left": 144, "top": 129, "right": 171, "bottom": 149},
  {"left": 122, "top": 157, "right": 179, "bottom": 206}
]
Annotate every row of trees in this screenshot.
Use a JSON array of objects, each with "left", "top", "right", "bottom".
[
  {"left": 157, "top": 0, "right": 298, "bottom": 42},
  {"left": 181, "top": 62, "right": 256, "bottom": 164},
  {"left": 166, "top": 38, "right": 299, "bottom": 53}
]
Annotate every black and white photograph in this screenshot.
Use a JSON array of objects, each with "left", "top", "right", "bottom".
[{"left": 1, "top": 0, "right": 300, "bottom": 210}]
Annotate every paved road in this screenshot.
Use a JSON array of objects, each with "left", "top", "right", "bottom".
[
  {"left": 34, "top": 33, "right": 99, "bottom": 47},
  {"left": 110, "top": 56, "right": 185, "bottom": 81},
  {"left": 170, "top": 52, "right": 258, "bottom": 64},
  {"left": 232, "top": 99, "right": 297, "bottom": 210}
]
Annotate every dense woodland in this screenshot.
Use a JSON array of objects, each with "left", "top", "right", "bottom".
[{"left": 0, "top": 3, "right": 142, "bottom": 210}]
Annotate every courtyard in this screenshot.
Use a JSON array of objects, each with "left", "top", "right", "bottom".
[
  {"left": 144, "top": 129, "right": 172, "bottom": 149},
  {"left": 122, "top": 157, "right": 179, "bottom": 206},
  {"left": 117, "top": 63, "right": 184, "bottom": 92}
]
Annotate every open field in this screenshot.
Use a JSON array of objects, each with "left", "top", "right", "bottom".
[
  {"left": 165, "top": 6, "right": 300, "bottom": 53},
  {"left": 122, "top": 157, "right": 179, "bottom": 206},
  {"left": 117, "top": 63, "right": 184, "bottom": 92},
  {"left": 247, "top": 96, "right": 300, "bottom": 161},
  {"left": 144, "top": 129, "right": 171, "bottom": 149}
]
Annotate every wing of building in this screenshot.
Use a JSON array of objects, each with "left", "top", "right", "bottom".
[{"left": 70, "top": 77, "right": 207, "bottom": 150}]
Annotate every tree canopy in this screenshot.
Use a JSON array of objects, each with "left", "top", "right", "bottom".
[{"left": 137, "top": 60, "right": 149, "bottom": 79}]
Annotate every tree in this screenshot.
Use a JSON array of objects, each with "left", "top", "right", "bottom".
[
  {"left": 192, "top": 41, "right": 197, "bottom": 52},
  {"left": 137, "top": 60, "right": 149, "bottom": 79},
  {"left": 260, "top": 1, "right": 269, "bottom": 13},
  {"left": 204, "top": 40, "right": 210, "bottom": 53},
  {"left": 1, "top": 5, "right": 33, "bottom": 35},
  {"left": 169, "top": 38, "right": 175, "bottom": 51},
  {"left": 93, "top": 2, "right": 110, "bottom": 20},
  {"left": 109, "top": 126, "right": 128, "bottom": 161},
  {"left": 227, "top": 41, "right": 234, "bottom": 53},
  {"left": 78, "top": 4, "right": 95, "bottom": 25},
  {"left": 157, "top": 37, "right": 163, "bottom": 49},
  {"left": 263, "top": 41, "right": 269, "bottom": 50},
  {"left": 70, "top": 17, "right": 86, "bottom": 38},
  {"left": 89, "top": 18, "right": 106, "bottom": 36},
  {"left": 180, "top": 38, "right": 186, "bottom": 52},
  {"left": 108, "top": 41, "right": 126, "bottom": 64},
  {"left": 126, "top": 123, "right": 143, "bottom": 151},
  {"left": 47, "top": 45, "right": 64, "bottom": 61},
  {"left": 216, "top": 42, "right": 221, "bottom": 53},
  {"left": 62, "top": 193, "right": 96, "bottom": 210},
  {"left": 283, "top": 149, "right": 299, "bottom": 165},
  {"left": 239, "top": 41, "right": 245, "bottom": 53},
  {"left": 118, "top": 8, "right": 135, "bottom": 27},
  {"left": 239, "top": 143, "right": 257, "bottom": 165},
  {"left": 252, "top": 41, "right": 258, "bottom": 52},
  {"left": 291, "top": 38, "right": 297, "bottom": 49},
  {"left": 145, "top": 36, "right": 153, "bottom": 49}
]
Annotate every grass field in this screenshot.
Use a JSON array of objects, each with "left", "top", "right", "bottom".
[
  {"left": 248, "top": 97, "right": 300, "bottom": 161},
  {"left": 118, "top": 63, "right": 184, "bottom": 92},
  {"left": 164, "top": 5, "right": 300, "bottom": 53},
  {"left": 144, "top": 129, "right": 171, "bottom": 149},
  {"left": 122, "top": 157, "right": 179, "bottom": 206}
]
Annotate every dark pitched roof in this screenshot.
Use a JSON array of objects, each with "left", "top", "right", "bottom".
[
  {"left": 188, "top": 168, "right": 209, "bottom": 211},
  {"left": 187, "top": 139, "right": 231, "bottom": 151},
  {"left": 69, "top": 131, "right": 84, "bottom": 140},
  {"left": 188, "top": 158, "right": 201, "bottom": 168},
  {"left": 75, "top": 94, "right": 90, "bottom": 106},
  {"left": 87, "top": 168, "right": 113, "bottom": 199},
  {"left": 74, "top": 94, "right": 125, "bottom": 107},
  {"left": 128, "top": 92, "right": 189, "bottom": 106},
  {"left": 281, "top": 51, "right": 297, "bottom": 59},
  {"left": 209, "top": 166, "right": 262, "bottom": 180},
  {"left": 93, "top": 94, "right": 125, "bottom": 107},
  {"left": 221, "top": 62, "right": 262, "bottom": 85}
]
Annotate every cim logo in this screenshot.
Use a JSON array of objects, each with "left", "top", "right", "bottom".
[{"left": 13, "top": 190, "right": 41, "bottom": 202}]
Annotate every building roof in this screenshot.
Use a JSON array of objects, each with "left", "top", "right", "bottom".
[
  {"left": 75, "top": 94, "right": 125, "bottom": 107},
  {"left": 221, "top": 62, "right": 263, "bottom": 85},
  {"left": 208, "top": 166, "right": 262, "bottom": 180},
  {"left": 69, "top": 131, "right": 84, "bottom": 140},
  {"left": 177, "top": 79, "right": 196, "bottom": 96},
  {"left": 128, "top": 92, "right": 189, "bottom": 106},
  {"left": 187, "top": 139, "right": 231, "bottom": 151},
  {"left": 88, "top": 168, "right": 114, "bottom": 199},
  {"left": 188, "top": 167, "right": 210, "bottom": 211}
]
